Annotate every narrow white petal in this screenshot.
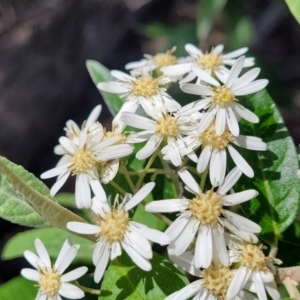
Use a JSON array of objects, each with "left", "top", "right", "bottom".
[
  {"left": 120, "top": 112, "right": 156, "bottom": 130},
  {"left": 169, "top": 252, "right": 201, "bottom": 277},
  {"left": 215, "top": 108, "right": 226, "bottom": 135},
  {"left": 165, "top": 212, "right": 191, "bottom": 240},
  {"left": 50, "top": 171, "right": 70, "bottom": 197},
  {"left": 92, "top": 197, "right": 111, "bottom": 216},
  {"left": 59, "top": 137, "right": 77, "bottom": 154},
  {"left": 78, "top": 131, "right": 87, "bottom": 149},
  {"left": 86, "top": 105, "right": 101, "bottom": 127},
  {"left": 36, "top": 291, "right": 47, "bottom": 300},
  {"left": 198, "top": 108, "right": 216, "bottom": 132},
  {"left": 233, "top": 80, "right": 269, "bottom": 96},
  {"left": 226, "top": 57, "right": 245, "bottom": 88},
  {"left": 222, "top": 47, "right": 248, "bottom": 59},
  {"left": 146, "top": 199, "right": 189, "bottom": 213},
  {"left": 61, "top": 267, "right": 88, "bottom": 282},
  {"left": 231, "top": 68, "right": 260, "bottom": 90},
  {"left": 125, "top": 182, "right": 155, "bottom": 211},
  {"left": 20, "top": 269, "right": 39, "bottom": 281},
  {"left": 75, "top": 175, "right": 91, "bottom": 209},
  {"left": 110, "top": 242, "right": 122, "bottom": 260},
  {"left": 197, "top": 145, "right": 212, "bottom": 174},
  {"left": 260, "top": 272, "right": 274, "bottom": 283},
  {"left": 194, "top": 226, "right": 212, "bottom": 268},
  {"left": 59, "top": 282, "right": 85, "bottom": 299},
  {"left": 179, "top": 72, "right": 197, "bottom": 84},
  {"left": 226, "top": 106, "right": 239, "bottom": 136},
  {"left": 35, "top": 239, "right": 51, "bottom": 268},
  {"left": 97, "top": 82, "right": 129, "bottom": 93},
  {"left": 217, "top": 166, "right": 242, "bottom": 194},
  {"left": 168, "top": 138, "right": 182, "bottom": 167},
  {"left": 234, "top": 135, "right": 267, "bottom": 151},
  {"left": 23, "top": 251, "right": 44, "bottom": 269},
  {"left": 185, "top": 43, "right": 202, "bottom": 57},
  {"left": 178, "top": 168, "right": 202, "bottom": 195},
  {"left": 265, "top": 280, "right": 280, "bottom": 300},
  {"left": 228, "top": 145, "right": 254, "bottom": 177},
  {"left": 233, "top": 103, "right": 259, "bottom": 123},
  {"left": 181, "top": 83, "right": 213, "bottom": 96},
  {"left": 54, "top": 238, "right": 72, "bottom": 270},
  {"left": 67, "top": 222, "right": 100, "bottom": 234},
  {"left": 213, "top": 44, "right": 224, "bottom": 54},
  {"left": 94, "top": 245, "right": 110, "bottom": 283},
  {"left": 136, "top": 135, "right": 162, "bottom": 160},
  {"left": 209, "top": 149, "right": 226, "bottom": 187},
  {"left": 113, "top": 100, "right": 138, "bottom": 130},
  {"left": 178, "top": 99, "right": 211, "bottom": 115},
  {"left": 40, "top": 163, "right": 70, "bottom": 179},
  {"left": 111, "top": 70, "right": 134, "bottom": 81},
  {"left": 98, "top": 144, "right": 133, "bottom": 161},
  {"left": 191, "top": 66, "right": 220, "bottom": 86},
  {"left": 89, "top": 179, "right": 107, "bottom": 202},
  {"left": 254, "top": 272, "right": 268, "bottom": 300},
  {"left": 222, "top": 190, "right": 258, "bottom": 206},
  {"left": 121, "top": 242, "right": 152, "bottom": 271},
  {"left": 55, "top": 245, "right": 80, "bottom": 273},
  {"left": 165, "top": 281, "right": 201, "bottom": 300},
  {"left": 161, "top": 63, "right": 192, "bottom": 76},
  {"left": 212, "top": 223, "right": 229, "bottom": 266},
  {"left": 92, "top": 239, "right": 108, "bottom": 265}
]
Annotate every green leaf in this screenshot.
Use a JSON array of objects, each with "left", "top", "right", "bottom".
[
  {"left": 55, "top": 192, "right": 77, "bottom": 208},
  {"left": 196, "top": 0, "right": 227, "bottom": 41},
  {"left": 286, "top": 0, "right": 300, "bottom": 24},
  {"left": 0, "top": 156, "right": 92, "bottom": 236},
  {"left": 2, "top": 227, "right": 94, "bottom": 265},
  {"left": 0, "top": 276, "right": 37, "bottom": 300},
  {"left": 86, "top": 60, "right": 124, "bottom": 117},
  {"left": 236, "top": 90, "right": 300, "bottom": 240},
  {"left": 100, "top": 252, "right": 188, "bottom": 300}
]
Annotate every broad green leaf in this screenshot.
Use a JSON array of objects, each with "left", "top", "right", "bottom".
[
  {"left": 0, "top": 276, "right": 37, "bottom": 299},
  {"left": 55, "top": 192, "right": 76, "bottom": 208},
  {"left": 196, "top": 0, "right": 227, "bottom": 41},
  {"left": 286, "top": 0, "right": 300, "bottom": 24},
  {"left": 2, "top": 227, "right": 94, "bottom": 265},
  {"left": 86, "top": 60, "right": 123, "bottom": 117},
  {"left": 0, "top": 156, "right": 92, "bottom": 237},
  {"left": 235, "top": 90, "right": 300, "bottom": 240},
  {"left": 100, "top": 252, "right": 188, "bottom": 300}
]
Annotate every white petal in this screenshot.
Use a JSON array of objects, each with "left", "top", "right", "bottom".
[
  {"left": 191, "top": 66, "right": 220, "bottom": 86},
  {"left": 67, "top": 222, "right": 100, "bottom": 234},
  {"left": 89, "top": 178, "right": 107, "bottom": 202},
  {"left": 234, "top": 135, "right": 267, "bottom": 151},
  {"left": 120, "top": 112, "right": 156, "bottom": 130},
  {"left": 55, "top": 245, "right": 80, "bottom": 273},
  {"left": 136, "top": 135, "right": 162, "bottom": 160},
  {"left": 228, "top": 145, "right": 254, "bottom": 177},
  {"left": 231, "top": 68, "right": 260, "bottom": 90},
  {"left": 222, "top": 190, "right": 258, "bottom": 206},
  {"left": 169, "top": 252, "right": 201, "bottom": 277},
  {"left": 23, "top": 251, "right": 44, "bottom": 269},
  {"left": 61, "top": 267, "right": 88, "bottom": 282},
  {"left": 215, "top": 108, "right": 226, "bottom": 135},
  {"left": 178, "top": 168, "right": 202, "bottom": 195},
  {"left": 226, "top": 57, "right": 245, "bottom": 88},
  {"left": 209, "top": 149, "right": 226, "bottom": 187},
  {"left": 40, "top": 163, "right": 70, "bottom": 179},
  {"left": 59, "top": 137, "right": 77, "bottom": 154},
  {"left": 50, "top": 171, "right": 70, "bottom": 197},
  {"left": 97, "top": 82, "right": 129, "bottom": 93},
  {"left": 217, "top": 166, "right": 242, "bottom": 194},
  {"left": 111, "top": 70, "right": 134, "bottom": 81},
  {"left": 213, "top": 44, "right": 224, "bottom": 54},
  {"left": 168, "top": 138, "right": 182, "bottom": 167},
  {"left": 54, "top": 238, "right": 72, "bottom": 271},
  {"left": 212, "top": 223, "right": 228, "bottom": 266},
  {"left": 121, "top": 242, "right": 152, "bottom": 271},
  {"left": 165, "top": 212, "right": 191, "bottom": 240},
  {"left": 86, "top": 105, "right": 101, "bottom": 127},
  {"left": 125, "top": 182, "right": 155, "bottom": 211},
  {"left": 165, "top": 280, "right": 201, "bottom": 300},
  {"left": 226, "top": 106, "right": 239, "bottom": 136},
  {"left": 233, "top": 103, "right": 259, "bottom": 123},
  {"left": 185, "top": 43, "right": 202, "bottom": 57},
  {"left": 92, "top": 239, "right": 108, "bottom": 265},
  {"left": 59, "top": 282, "right": 85, "bottom": 299},
  {"left": 222, "top": 47, "right": 248, "bottom": 59},
  {"left": 181, "top": 83, "right": 213, "bottom": 96},
  {"left": 179, "top": 72, "right": 197, "bottom": 84},
  {"left": 197, "top": 145, "right": 212, "bottom": 174},
  {"left": 161, "top": 63, "right": 192, "bottom": 77},
  {"left": 113, "top": 101, "right": 139, "bottom": 130},
  {"left": 20, "top": 268, "right": 39, "bottom": 281},
  {"left": 253, "top": 272, "right": 268, "bottom": 300},
  {"left": 265, "top": 280, "right": 280, "bottom": 300},
  {"left": 233, "top": 79, "right": 269, "bottom": 96},
  {"left": 110, "top": 242, "right": 122, "bottom": 260},
  {"left": 94, "top": 245, "right": 110, "bottom": 283},
  {"left": 35, "top": 239, "right": 51, "bottom": 268},
  {"left": 198, "top": 108, "right": 216, "bottom": 132},
  {"left": 146, "top": 199, "right": 189, "bottom": 213},
  {"left": 75, "top": 174, "right": 91, "bottom": 209},
  {"left": 178, "top": 99, "right": 211, "bottom": 115},
  {"left": 98, "top": 144, "right": 133, "bottom": 161},
  {"left": 36, "top": 291, "right": 47, "bottom": 300},
  {"left": 194, "top": 226, "right": 212, "bottom": 268},
  {"left": 260, "top": 272, "right": 274, "bottom": 283}
]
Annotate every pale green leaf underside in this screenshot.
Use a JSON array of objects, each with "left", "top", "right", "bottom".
[{"left": 286, "top": 0, "right": 300, "bottom": 24}]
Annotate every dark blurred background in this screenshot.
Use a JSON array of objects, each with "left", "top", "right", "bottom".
[{"left": 0, "top": 0, "right": 299, "bottom": 284}]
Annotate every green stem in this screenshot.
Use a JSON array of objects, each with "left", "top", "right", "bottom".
[
  {"left": 140, "top": 201, "right": 172, "bottom": 226},
  {"left": 109, "top": 180, "right": 126, "bottom": 196},
  {"left": 200, "top": 167, "right": 209, "bottom": 191},
  {"left": 74, "top": 282, "right": 100, "bottom": 295},
  {"left": 119, "top": 164, "right": 136, "bottom": 193},
  {"left": 127, "top": 168, "right": 160, "bottom": 175}
]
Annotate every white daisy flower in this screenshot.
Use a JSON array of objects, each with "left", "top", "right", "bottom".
[
  {"left": 183, "top": 120, "right": 267, "bottom": 185},
  {"left": 226, "top": 238, "right": 281, "bottom": 300},
  {"left": 166, "top": 252, "right": 256, "bottom": 300},
  {"left": 41, "top": 131, "right": 133, "bottom": 208},
  {"left": 67, "top": 183, "right": 170, "bottom": 283},
  {"left": 179, "top": 56, "right": 268, "bottom": 136},
  {"left": 21, "top": 238, "right": 88, "bottom": 300},
  {"left": 161, "top": 43, "right": 254, "bottom": 84},
  {"left": 146, "top": 167, "right": 261, "bottom": 268},
  {"left": 97, "top": 70, "right": 181, "bottom": 129},
  {"left": 120, "top": 102, "right": 197, "bottom": 167}
]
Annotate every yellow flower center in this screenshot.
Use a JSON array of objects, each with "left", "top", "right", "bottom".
[
  {"left": 71, "top": 147, "right": 96, "bottom": 174},
  {"left": 188, "top": 190, "right": 223, "bottom": 226},
  {"left": 238, "top": 244, "right": 268, "bottom": 272},
  {"left": 155, "top": 115, "right": 179, "bottom": 138},
  {"left": 212, "top": 86, "right": 236, "bottom": 107},
  {"left": 197, "top": 52, "right": 222, "bottom": 70},
  {"left": 153, "top": 47, "right": 177, "bottom": 67},
  {"left": 97, "top": 208, "right": 130, "bottom": 243},
  {"left": 200, "top": 123, "right": 235, "bottom": 150},
  {"left": 202, "top": 264, "right": 233, "bottom": 298},
  {"left": 38, "top": 268, "right": 61, "bottom": 298},
  {"left": 131, "top": 76, "right": 159, "bottom": 97},
  {"left": 103, "top": 130, "right": 127, "bottom": 145}
]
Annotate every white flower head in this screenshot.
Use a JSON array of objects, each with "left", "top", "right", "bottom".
[
  {"left": 185, "top": 119, "right": 267, "bottom": 185},
  {"left": 21, "top": 238, "right": 88, "bottom": 300},
  {"left": 226, "top": 237, "right": 281, "bottom": 300},
  {"left": 146, "top": 167, "right": 261, "bottom": 269},
  {"left": 97, "top": 70, "right": 181, "bottom": 129},
  {"left": 120, "top": 102, "right": 197, "bottom": 167},
  {"left": 179, "top": 56, "right": 268, "bottom": 136},
  {"left": 166, "top": 252, "right": 255, "bottom": 300},
  {"left": 41, "top": 130, "right": 133, "bottom": 208},
  {"left": 67, "top": 183, "right": 170, "bottom": 283},
  {"left": 161, "top": 43, "right": 255, "bottom": 84}
]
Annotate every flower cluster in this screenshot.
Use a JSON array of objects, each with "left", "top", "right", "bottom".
[{"left": 21, "top": 43, "right": 282, "bottom": 300}]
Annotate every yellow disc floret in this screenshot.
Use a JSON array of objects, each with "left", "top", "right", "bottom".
[
  {"left": 131, "top": 75, "right": 159, "bottom": 97},
  {"left": 197, "top": 52, "right": 222, "bottom": 70},
  {"left": 212, "top": 86, "right": 236, "bottom": 107},
  {"left": 200, "top": 123, "right": 235, "bottom": 150},
  {"left": 238, "top": 244, "right": 268, "bottom": 272},
  {"left": 153, "top": 47, "right": 177, "bottom": 67},
  {"left": 71, "top": 147, "right": 96, "bottom": 174},
  {"left": 97, "top": 208, "right": 130, "bottom": 243},
  {"left": 156, "top": 115, "right": 179, "bottom": 138},
  {"left": 38, "top": 268, "right": 61, "bottom": 298},
  {"left": 189, "top": 190, "right": 223, "bottom": 226},
  {"left": 202, "top": 264, "right": 233, "bottom": 298}
]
